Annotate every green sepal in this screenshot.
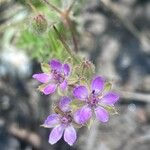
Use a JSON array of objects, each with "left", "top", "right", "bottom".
[
  {"left": 64, "top": 57, "right": 73, "bottom": 65},
  {"left": 57, "top": 86, "right": 67, "bottom": 96},
  {"left": 82, "top": 61, "right": 95, "bottom": 79},
  {"left": 73, "top": 65, "right": 82, "bottom": 77},
  {"left": 104, "top": 105, "right": 118, "bottom": 115},
  {"left": 72, "top": 121, "right": 83, "bottom": 129},
  {"left": 41, "top": 63, "right": 51, "bottom": 73},
  {"left": 104, "top": 82, "right": 112, "bottom": 92},
  {"left": 72, "top": 60, "right": 95, "bottom": 84},
  {"left": 86, "top": 118, "right": 95, "bottom": 130},
  {"left": 79, "top": 78, "right": 90, "bottom": 87},
  {"left": 70, "top": 100, "right": 85, "bottom": 112},
  {"left": 67, "top": 77, "right": 79, "bottom": 85},
  {"left": 37, "top": 84, "right": 46, "bottom": 92}
]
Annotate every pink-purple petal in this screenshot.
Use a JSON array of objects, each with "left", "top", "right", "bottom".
[
  {"left": 95, "top": 106, "right": 109, "bottom": 123},
  {"left": 60, "top": 80, "right": 67, "bottom": 90},
  {"left": 43, "top": 114, "right": 59, "bottom": 128},
  {"left": 49, "top": 125, "right": 64, "bottom": 144},
  {"left": 74, "top": 109, "right": 82, "bottom": 124},
  {"left": 73, "top": 86, "right": 88, "bottom": 100},
  {"left": 64, "top": 125, "right": 77, "bottom": 146},
  {"left": 59, "top": 97, "right": 71, "bottom": 112},
  {"left": 32, "top": 73, "right": 51, "bottom": 83},
  {"left": 63, "top": 64, "right": 70, "bottom": 76},
  {"left": 43, "top": 84, "right": 57, "bottom": 95},
  {"left": 101, "top": 92, "right": 119, "bottom": 105},
  {"left": 91, "top": 76, "right": 105, "bottom": 93},
  {"left": 49, "top": 59, "right": 62, "bottom": 71},
  {"left": 79, "top": 106, "right": 92, "bottom": 124}
]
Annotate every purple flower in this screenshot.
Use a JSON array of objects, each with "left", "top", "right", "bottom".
[
  {"left": 73, "top": 76, "right": 119, "bottom": 124},
  {"left": 32, "top": 59, "right": 71, "bottom": 95},
  {"left": 42, "top": 97, "right": 77, "bottom": 146}
]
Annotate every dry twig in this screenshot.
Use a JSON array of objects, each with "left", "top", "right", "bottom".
[
  {"left": 8, "top": 123, "right": 41, "bottom": 148},
  {"left": 117, "top": 89, "right": 150, "bottom": 103}
]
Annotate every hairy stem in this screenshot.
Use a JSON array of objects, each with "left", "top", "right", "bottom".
[
  {"left": 53, "top": 26, "right": 80, "bottom": 63},
  {"left": 67, "top": 17, "right": 79, "bottom": 52},
  {"left": 27, "top": 0, "right": 38, "bottom": 13},
  {"left": 68, "top": 0, "right": 76, "bottom": 13},
  {"left": 41, "top": 0, "right": 62, "bottom": 14}
]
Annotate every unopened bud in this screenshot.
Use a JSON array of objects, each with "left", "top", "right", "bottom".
[
  {"left": 82, "top": 60, "right": 95, "bottom": 78},
  {"left": 31, "top": 14, "right": 48, "bottom": 35}
]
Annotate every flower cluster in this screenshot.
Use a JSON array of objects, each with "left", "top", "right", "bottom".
[{"left": 33, "top": 59, "right": 119, "bottom": 146}]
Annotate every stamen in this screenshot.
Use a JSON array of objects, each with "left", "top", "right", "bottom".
[{"left": 92, "top": 90, "right": 95, "bottom": 94}]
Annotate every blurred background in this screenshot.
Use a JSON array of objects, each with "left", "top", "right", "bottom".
[{"left": 0, "top": 0, "right": 150, "bottom": 150}]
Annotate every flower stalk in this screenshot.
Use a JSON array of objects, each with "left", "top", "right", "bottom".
[
  {"left": 41, "top": 0, "right": 78, "bottom": 52},
  {"left": 53, "top": 26, "right": 80, "bottom": 63}
]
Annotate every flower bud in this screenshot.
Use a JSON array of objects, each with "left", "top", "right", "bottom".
[
  {"left": 31, "top": 14, "right": 48, "bottom": 35},
  {"left": 82, "top": 60, "right": 95, "bottom": 78}
]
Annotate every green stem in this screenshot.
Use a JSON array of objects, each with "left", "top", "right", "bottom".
[
  {"left": 67, "top": 17, "right": 78, "bottom": 52},
  {"left": 41, "top": 0, "right": 62, "bottom": 14},
  {"left": 53, "top": 26, "right": 80, "bottom": 63},
  {"left": 27, "top": 0, "right": 38, "bottom": 13},
  {"left": 67, "top": 0, "right": 76, "bottom": 13}
]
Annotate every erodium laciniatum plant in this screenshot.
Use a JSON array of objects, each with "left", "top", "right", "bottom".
[{"left": 31, "top": 0, "right": 119, "bottom": 146}]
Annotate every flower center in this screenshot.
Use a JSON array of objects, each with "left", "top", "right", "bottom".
[
  {"left": 88, "top": 91, "right": 99, "bottom": 108},
  {"left": 60, "top": 114, "right": 72, "bottom": 125},
  {"left": 52, "top": 70, "right": 64, "bottom": 84}
]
